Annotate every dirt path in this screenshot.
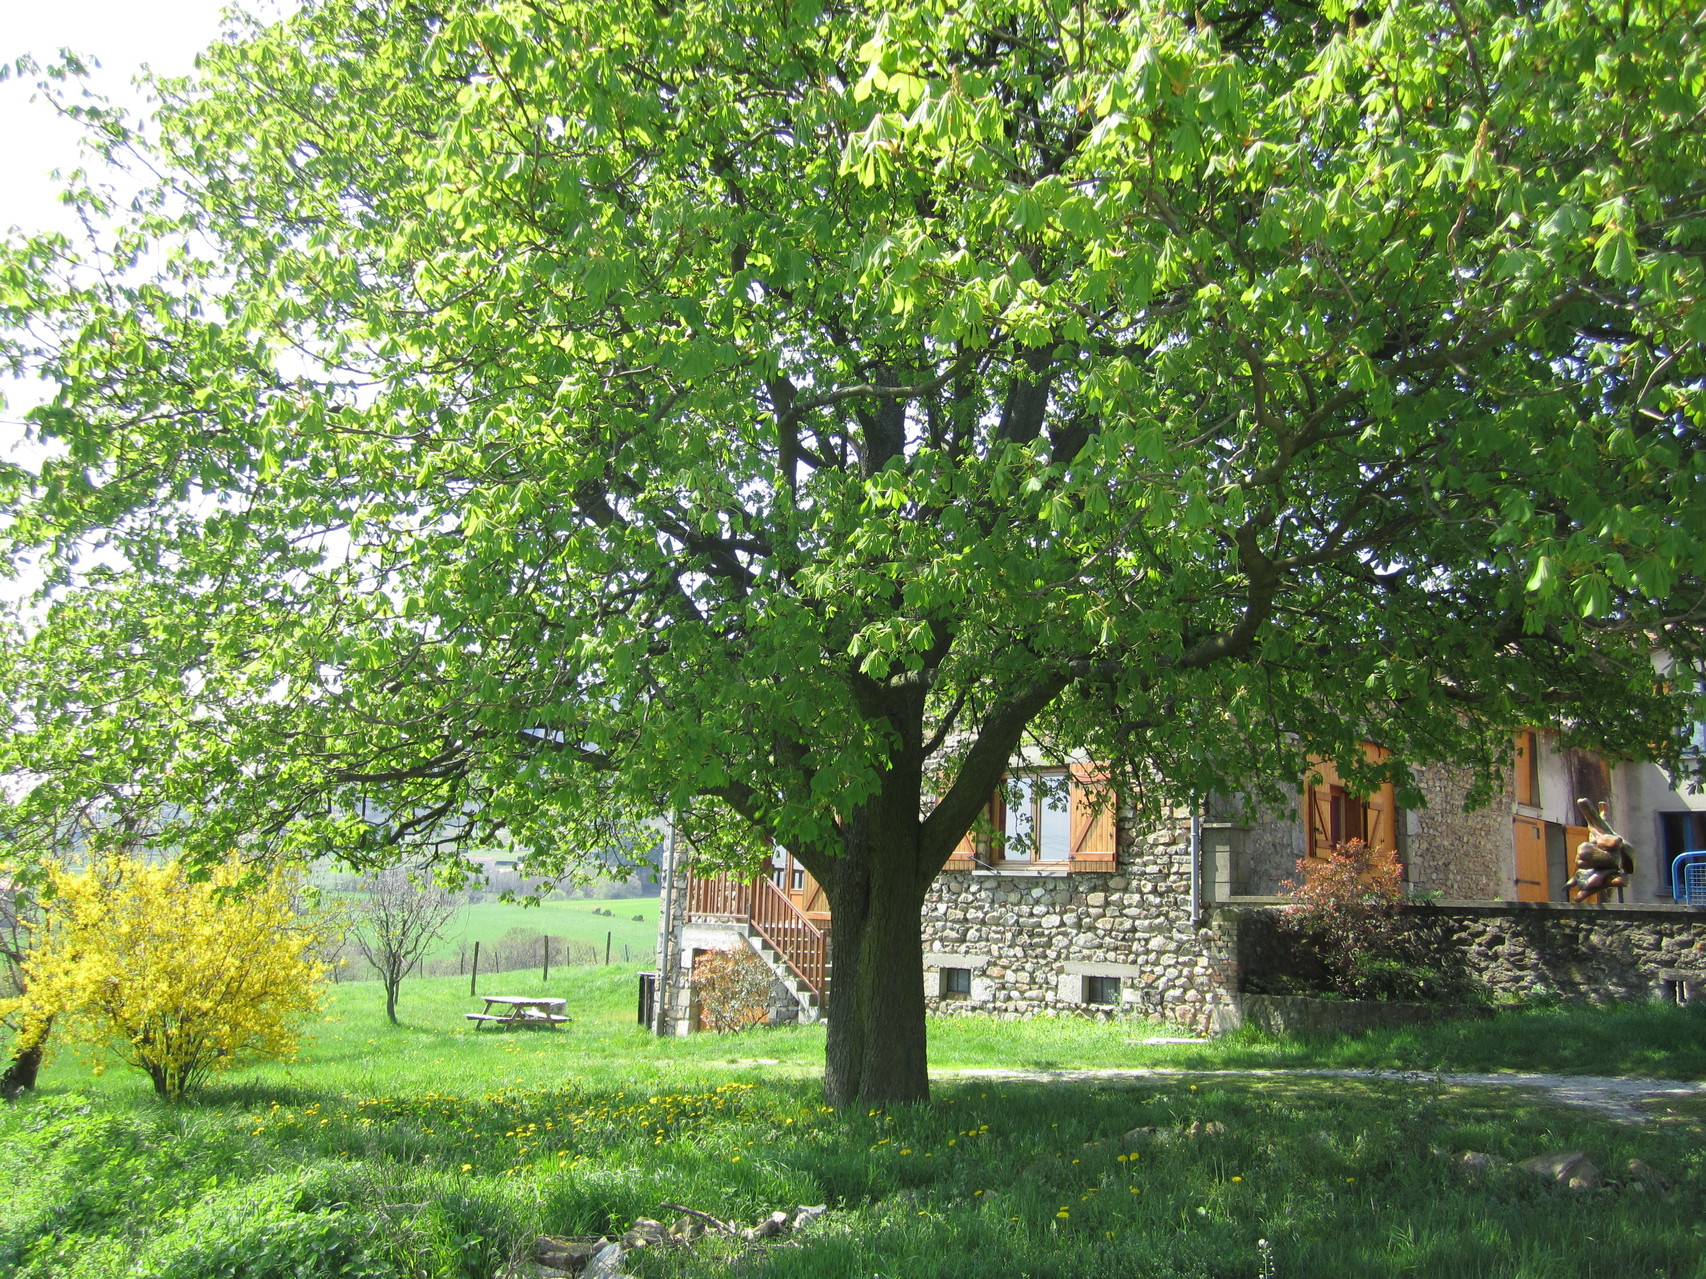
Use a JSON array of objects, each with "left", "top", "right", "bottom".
[{"left": 938, "top": 1065, "right": 1706, "bottom": 1121}]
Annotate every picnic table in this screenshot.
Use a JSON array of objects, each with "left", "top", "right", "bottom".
[{"left": 464, "top": 995, "right": 571, "bottom": 1030}]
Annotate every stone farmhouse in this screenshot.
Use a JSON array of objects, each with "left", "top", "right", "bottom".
[{"left": 653, "top": 728, "right": 1706, "bottom": 1037}]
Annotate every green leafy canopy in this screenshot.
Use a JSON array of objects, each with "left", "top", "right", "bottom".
[{"left": 1, "top": 0, "right": 1702, "bottom": 876}]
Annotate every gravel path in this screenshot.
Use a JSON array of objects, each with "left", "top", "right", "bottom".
[{"left": 938, "top": 1065, "right": 1706, "bottom": 1122}]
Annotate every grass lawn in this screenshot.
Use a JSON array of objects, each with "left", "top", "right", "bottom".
[{"left": 2, "top": 972, "right": 1702, "bottom": 1279}]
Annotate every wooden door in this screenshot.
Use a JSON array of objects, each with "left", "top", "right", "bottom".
[{"left": 1513, "top": 816, "right": 1547, "bottom": 901}]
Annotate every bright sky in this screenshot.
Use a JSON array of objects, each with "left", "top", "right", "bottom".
[
  {"left": 0, "top": 0, "right": 244, "bottom": 454},
  {"left": 0, "top": 0, "right": 240, "bottom": 237}
]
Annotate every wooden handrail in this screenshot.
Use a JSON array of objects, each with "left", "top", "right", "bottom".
[{"left": 686, "top": 872, "right": 830, "bottom": 1000}]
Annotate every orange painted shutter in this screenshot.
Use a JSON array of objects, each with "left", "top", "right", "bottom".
[
  {"left": 1565, "top": 824, "right": 1589, "bottom": 863},
  {"left": 945, "top": 792, "right": 990, "bottom": 868},
  {"left": 1305, "top": 783, "right": 1333, "bottom": 857},
  {"left": 1513, "top": 816, "right": 1547, "bottom": 901},
  {"left": 1513, "top": 731, "right": 1538, "bottom": 806},
  {"left": 1363, "top": 781, "right": 1397, "bottom": 853},
  {"left": 1069, "top": 763, "right": 1116, "bottom": 867}
]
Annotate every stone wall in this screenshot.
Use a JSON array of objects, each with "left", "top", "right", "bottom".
[
  {"left": 1231, "top": 901, "right": 1706, "bottom": 1005},
  {"left": 919, "top": 822, "right": 1237, "bottom": 1033},
  {"left": 1201, "top": 786, "right": 1304, "bottom": 898},
  {"left": 1206, "top": 763, "right": 1517, "bottom": 901},
  {"left": 1404, "top": 762, "right": 1513, "bottom": 900}
]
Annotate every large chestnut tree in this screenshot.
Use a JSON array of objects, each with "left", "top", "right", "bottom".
[{"left": 3, "top": 0, "right": 1703, "bottom": 1106}]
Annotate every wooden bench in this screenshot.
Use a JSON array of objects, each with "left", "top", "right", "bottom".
[{"left": 1657, "top": 969, "right": 1706, "bottom": 1006}]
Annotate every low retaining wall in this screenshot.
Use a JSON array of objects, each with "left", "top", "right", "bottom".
[{"left": 1230, "top": 901, "right": 1706, "bottom": 1005}]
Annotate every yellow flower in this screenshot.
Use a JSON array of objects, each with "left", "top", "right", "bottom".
[{"left": 11, "top": 852, "right": 330, "bottom": 1100}]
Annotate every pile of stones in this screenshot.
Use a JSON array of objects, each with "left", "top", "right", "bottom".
[
  {"left": 1442, "top": 1147, "right": 1670, "bottom": 1193},
  {"left": 520, "top": 1204, "right": 829, "bottom": 1278}
]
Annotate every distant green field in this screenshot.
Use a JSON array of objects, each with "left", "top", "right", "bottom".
[
  {"left": 429, "top": 898, "right": 659, "bottom": 967},
  {"left": 325, "top": 895, "right": 661, "bottom": 981}
]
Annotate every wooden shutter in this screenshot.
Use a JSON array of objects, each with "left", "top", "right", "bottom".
[
  {"left": 945, "top": 823, "right": 977, "bottom": 870},
  {"left": 1305, "top": 746, "right": 1398, "bottom": 860},
  {"left": 944, "top": 793, "right": 993, "bottom": 870},
  {"left": 1304, "top": 779, "right": 1335, "bottom": 858},
  {"left": 1068, "top": 763, "right": 1117, "bottom": 870},
  {"left": 1513, "top": 816, "right": 1547, "bottom": 902},
  {"left": 1362, "top": 781, "right": 1397, "bottom": 853},
  {"left": 1565, "top": 824, "right": 1590, "bottom": 869},
  {"left": 799, "top": 868, "right": 830, "bottom": 917},
  {"left": 1513, "top": 731, "right": 1539, "bottom": 807}
]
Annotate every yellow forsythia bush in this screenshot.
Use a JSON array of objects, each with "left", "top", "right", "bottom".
[{"left": 6, "top": 853, "right": 329, "bottom": 1099}]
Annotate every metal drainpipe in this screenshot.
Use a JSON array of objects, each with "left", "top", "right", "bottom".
[
  {"left": 653, "top": 814, "right": 678, "bottom": 1036},
  {"left": 1189, "top": 803, "right": 1204, "bottom": 926}
]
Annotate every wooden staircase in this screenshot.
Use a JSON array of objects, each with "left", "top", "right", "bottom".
[{"left": 686, "top": 873, "right": 830, "bottom": 1023}]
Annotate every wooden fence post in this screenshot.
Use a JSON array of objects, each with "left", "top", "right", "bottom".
[
  {"left": 605, "top": 931, "right": 612, "bottom": 966},
  {"left": 470, "top": 940, "right": 480, "bottom": 997},
  {"left": 542, "top": 936, "right": 550, "bottom": 984}
]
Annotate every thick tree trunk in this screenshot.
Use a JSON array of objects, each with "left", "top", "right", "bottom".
[
  {"left": 805, "top": 670, "right": 1057, "bottom": 1109},
  {"left": 822, "top": 803, "right": 933, "bottom": 1108},
  {"left": 1, "top": 1016, "right": 50, "bottom": 1099}
]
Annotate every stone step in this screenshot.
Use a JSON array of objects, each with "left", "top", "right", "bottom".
[{"left": 735, "top": 928, "right": 828, "bottom": 1016}]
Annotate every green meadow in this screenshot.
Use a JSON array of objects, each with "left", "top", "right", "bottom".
[
  {"left": 2, "top": 971, "right": 1702, "bottom": 1279},
  {"left": 417, "top": 899, "right": 659, "bottom": 970}
]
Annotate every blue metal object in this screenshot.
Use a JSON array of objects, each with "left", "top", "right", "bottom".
[{"left": 1673, "top": 851, "right": 1706, "bottom": 905}]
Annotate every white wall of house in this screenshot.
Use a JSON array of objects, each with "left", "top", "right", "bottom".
[{"left": 1525, "top": 731, "right": 1705, "bottom": 903}]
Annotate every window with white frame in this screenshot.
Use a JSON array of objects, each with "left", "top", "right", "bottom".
[
  {"left": 1000, "top": 770, "right": 1073, "bottom": 863},
  {"left": 941, "top": 967, "right": 972, "bottom": 999}
]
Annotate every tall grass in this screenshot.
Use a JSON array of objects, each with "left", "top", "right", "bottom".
[{"left": 2, "top": 974, "right": 1701, "bottom": 1279}]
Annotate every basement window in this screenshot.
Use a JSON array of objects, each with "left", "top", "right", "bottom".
[
  {"left": 941, "top": 967, "right": 972, "bottom": 999},
  {"left": 1083, "top": 975, "right": 1121, "bottom": 1006}
]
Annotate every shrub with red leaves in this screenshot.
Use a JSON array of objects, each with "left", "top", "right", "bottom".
[
  {"left": 692, "top": 945, "right": 776, "bottom": 1032},
  {"left": 1278, "top": 839, "right": 1408, "bottom": 1000}
]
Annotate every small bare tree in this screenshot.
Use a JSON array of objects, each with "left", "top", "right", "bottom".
[{"left": 352, "top": 867, "right": 459, "bottom": 1024}]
